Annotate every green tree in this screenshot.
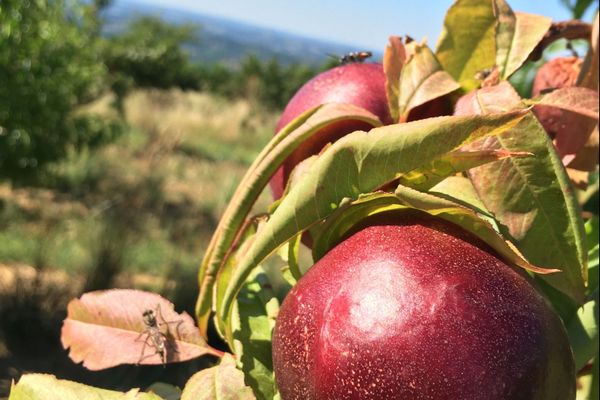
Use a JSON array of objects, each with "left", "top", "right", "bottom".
[
  {"left": 0, "top": 0, "right": 119, "bottom": 182},
  {"left": 104, "top": 16, "right": 198, "bottom": 89}
]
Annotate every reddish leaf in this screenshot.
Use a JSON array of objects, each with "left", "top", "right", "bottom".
[
  {"left": 578, "top": 13, "right": 599, "bottom": 91},
  {"left": 529, "top": 87, "right": 599, "bottom": 120},
  {"left": 61, "top": 289, "right": 221, "bottom": 370},
  {"left": 384, "top": 36, "right": 410, "bottom": 122},
  {"left": 456, "top": 82, "right": 587, "bottom": 301}
]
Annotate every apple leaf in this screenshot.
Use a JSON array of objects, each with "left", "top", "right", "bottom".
[
  {"left": 61, "top": 289, "right": 220, "bottom": 370},
  {"left": 398, "top": 42, "right": 460, "bottom": 122},
  {"left": 180, "top": 354, "right": 256, "bottom": 400},
  {"left": 569, "top": 125, "right": 599, "bottom": 172},
  {"left": 9, "top": 374, "right": 163, "bottom": 400},
  {"left": 436, "top": 0, "right": 496, "bottom": 91},
  {"left": 456, "top": 82, "right": 587, "bottom": 302},
  {"left": 217, "top": 110, "right": 528, "bottom": 343},
  {"left": 567, "top": 288, "right": 599, "bottom": 371},
  {"left": 398, "top": 149, "right": 532, "bottom": 191},
  {"left": 214, "top": 215, "right": 264, "bottom": 339},
  {"left": 195, "top": 103, "right": 382, "bottom": 338},
  {"left": 586, "top": 216, "right": 599, "bottom": 294},
  {"left": 231, "top": 268, "right": 279, "bottom": 400},
  {"left": 146, "top": 383, "right": 181, "bottom": 400},
  {"left": 383, "top": 36, "right": 407, "bottom": 122},
  {"left": 527, "top": 87, "right": 599, "bottom": 165},
  {"left": 310, "top": 188, "right": 554, "bottom": 278},
  {"left": 526, "top": 87, "right": 599, "bottom": 120},
  {"left": 578, "top": 12, "right": 599, "bottom": 91},
  {"left": 494, "top": 0, "right": 551, "bottom": 80},
  {"left": 430, "top": 176, "right": 492, "bottom": 217}
]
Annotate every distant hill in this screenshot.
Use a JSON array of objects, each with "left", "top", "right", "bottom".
[{"left": 102, "top": 1, "right": 381, "bottom": 67}]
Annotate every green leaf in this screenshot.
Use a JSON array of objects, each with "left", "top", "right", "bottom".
[
  {"left": 494, "top": 0, "right": 552, "bottom": 79},
  {"left": 456, "top": 82, "right": 588, "bottom": 302},
  {"left": 398, "top": 149, "right": 532, "bottom": 191},
  {"left": 398, "top": 42, "right": 460, "bottom": 121},
  {"left": 568, "top": 288, "right": 599, "bottom": 370},
  {"left": 195, "top": 103, "right": 382, "bottom": 338},
  {"left": 311, "top": 188, "right": 553, "bottom": 278},
  {"left": 218, "top": 110, "right": 528, "bottom": 343},
  {"left": 430, "top": 176, "right": 493, "bottom": 217},
  {"left": 9, "top": 374, "right": 163, "bottom": 400},
  {"left": 231, "top": 268, "right": 279, "bottom": 400},
  {"left": 181, "top": 354, "right": 255, "bottom": 400},
  {"left": 436, "top": 0, "right": 497, "bottom": 91},
  {"left": 146, "top": 383, "right": 181, "bottom": 400},
  {"left": 586, "top": 216, "right": 599, "bottom": 294}
]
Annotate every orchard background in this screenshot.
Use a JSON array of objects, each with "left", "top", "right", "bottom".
[{"left": 0, "top": 0, "right": 598, "bottom": 399}]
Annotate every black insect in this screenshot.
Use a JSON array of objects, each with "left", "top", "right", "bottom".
[
  {"left": 330, "top": 51, "right": 373, "bottom": 65},
  {"left": 135, "top": 305, "right": 182, "bottom": 366}
]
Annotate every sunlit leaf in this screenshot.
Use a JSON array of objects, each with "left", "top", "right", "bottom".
[
  {"left": 384, "top": 36, "right": 407, "bottom": 122},
  {"left": 398, "top": 149, "right": 532, "bottom": 191},
  {"left": 231, "top": 268, "right": 279, "bottom": 400},
  {"left": 567, "top": 289, "right": 599, "bottom": 370},
  {"left": 180, "top": 354, "right": 255, "bottom": 400},
  {"left": 61, "top": 289, "right": 219, "bottom": 370},
  {"left": 586, "top": 216, "right": 599, "bottom": 293},
  {"left": 311, "top": 188, "right": 554, "bottom": 278},
  {"left": 436, "top": 0, "right": 497, "bottom": 91},
  {"left": 218, "top": 110, "right": 528, "bottom": 343},
  {"left": 578, "top": 12, "right": 599, "bottom": 91},
  {"left": 195, "top": 103, "right": 382, "bottom": 338},
  {"left": 9, "top": 374, "right": 163, "bottom": 400},
  {"left": 526, "top": 87, "right": 599, "bottom": 120},
  {"left": 398, "top": 42, "right": 460, "bottom": 122},
  {"left": 494, "top": 0, "right": 552, "bottom": 79},
  {"left": 456, "top": 82, "right": 587, "bottom": 302}
]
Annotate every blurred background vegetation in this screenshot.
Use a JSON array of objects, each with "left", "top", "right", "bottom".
[{"left": 0, "top": 0, "right": 596, "bottom": 397}]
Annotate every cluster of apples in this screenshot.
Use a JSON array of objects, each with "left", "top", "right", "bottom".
[{"left": 269, "top": 59, "right": 580, "bottom": 399}]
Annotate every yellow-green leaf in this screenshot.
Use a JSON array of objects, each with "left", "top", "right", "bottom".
[{"left": 436, "top": 0, "right": 497, "bottom": 91}]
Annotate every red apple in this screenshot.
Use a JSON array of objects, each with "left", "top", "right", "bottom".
[
  {"left": 271, "top": 63, "right": 452, "bottom": 199},
  {"left": 270, "top": 63, "right": 392, "bottom": 199},
  {"left": 532, "top": 56, "right": 583, "bottom": 139},
  {"left": 272, "top": 211, "right": 575, "bottom": 400}
]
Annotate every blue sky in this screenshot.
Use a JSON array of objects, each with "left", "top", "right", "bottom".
[{"left": 126, "top": 0, "right": 596, "bottom": 50}]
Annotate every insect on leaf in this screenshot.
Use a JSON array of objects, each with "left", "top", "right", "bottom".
[{"left": 61, "top": 289, "right": 221, "bottom": 370}]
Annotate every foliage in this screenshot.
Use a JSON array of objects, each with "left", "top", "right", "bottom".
[
  {"left": 0, "top": 0, "right": 121, "bottom": 182},
  {"left": 104, "top": 16, "right": 199, "bottom": 89}
]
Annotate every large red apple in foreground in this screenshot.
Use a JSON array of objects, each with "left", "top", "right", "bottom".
[{"left": 272, "top": 212, "right": 575, "bottom": 400}]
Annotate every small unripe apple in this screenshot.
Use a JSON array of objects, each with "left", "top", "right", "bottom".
[
  {"left": 272, "top": 212, "right": 575, "bottom": 399},
  {"left": 532, "top": 56, "right": 583, "bottom": 138}
]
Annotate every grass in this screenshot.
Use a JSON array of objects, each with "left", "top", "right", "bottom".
[
  {"left": 0, "top": 89, "right": 278, "bottom": 396},
  {"left": 0, "top": 88, "right": 277, "bottom": 277}
]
